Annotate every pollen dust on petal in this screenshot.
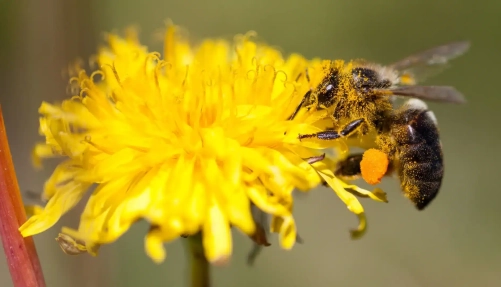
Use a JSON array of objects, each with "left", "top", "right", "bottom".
[{"left": 360, "top": 148, "right": 389, "bottom": 185}]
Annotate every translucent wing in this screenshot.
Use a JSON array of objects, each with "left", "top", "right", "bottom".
[
  {"left": 388, "top": 41, "right": 470, "bottom": 85},
  {"left": 387, "top": 85, "right": 466, "bottom": 104},
  {"left": 389, "top": 41, "right": 470, "bottom": 70}
]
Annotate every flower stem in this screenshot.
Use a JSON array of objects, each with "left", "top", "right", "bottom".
[
  {"left": 186, "top": 233, "right": 210, "bottom": 287},
  {"left": 0, "top": 106, "right": 46, "bottom": 287}
]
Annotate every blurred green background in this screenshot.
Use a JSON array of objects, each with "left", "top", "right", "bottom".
[{"left": 1, "top": 0, "right": 500, "bottom": 286}]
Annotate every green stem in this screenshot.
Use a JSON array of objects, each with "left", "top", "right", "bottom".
[{"left": 186, "top": 233, "right": 210, "bottom": 287}]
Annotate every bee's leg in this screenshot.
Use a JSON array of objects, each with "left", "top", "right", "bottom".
[
  {"left": 298, "top": 118, "right": 364, "bottom": 140},
  {"left": 327, "top": 151, "right": 395, "bottom": 186},
  {"left": 334, "top": 153, "right": 363, "bottom": 178},
  {"left": 318, "top": 153, "right": 363, "bottom": 187}
]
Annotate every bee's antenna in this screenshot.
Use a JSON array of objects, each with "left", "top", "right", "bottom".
[{"left": 288, "top": 90, "right": 311, "bottom": 120}]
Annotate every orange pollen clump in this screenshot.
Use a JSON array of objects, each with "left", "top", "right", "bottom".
[{"left": 360, "top": 148, "right": 389, "bottom": 185}]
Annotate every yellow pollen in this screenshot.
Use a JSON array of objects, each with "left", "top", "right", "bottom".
[{"left": 360, "top": 148, "right": 389, "bottom": 185}]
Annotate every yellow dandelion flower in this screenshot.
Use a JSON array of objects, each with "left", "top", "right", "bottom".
[{"left": 20, "top": 24, "right": 386, "bottom": 264}]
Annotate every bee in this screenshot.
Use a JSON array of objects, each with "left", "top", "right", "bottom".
[{"left": 292, "top": 41, "right": 470, "bottom": 210}]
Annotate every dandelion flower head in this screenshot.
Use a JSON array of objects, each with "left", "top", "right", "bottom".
[{"left": 20, "top": 24, "right": 386, "bottom": 264}]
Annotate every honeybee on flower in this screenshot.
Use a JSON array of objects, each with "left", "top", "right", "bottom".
[{"left": 293, "top": 41, "right": 468, "bottom": 210}]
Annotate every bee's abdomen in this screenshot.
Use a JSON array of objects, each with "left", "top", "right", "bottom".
[
  {"left": 399, "top": 145, "right": 443, "bottom": 210},
  {"left": 391, "top": 103, "right": 443, "bottom": 210}
]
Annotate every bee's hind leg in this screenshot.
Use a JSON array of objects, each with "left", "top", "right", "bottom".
[
  {"left": 298, "top": 118, "right": 364, "bottom": 140},
  {"left": 329, "top": 150, "right": 395, "bottom": 187},
  {"left": 334, "top": 153, "right": 364, "bottom": 179}
]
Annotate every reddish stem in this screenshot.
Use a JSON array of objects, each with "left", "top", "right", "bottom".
[{"left": 0, "top": 106, "right": 46, "bottom": 287}]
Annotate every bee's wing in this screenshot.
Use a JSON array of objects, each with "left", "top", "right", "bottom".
[
  {"left": 389, "top": 41, "right": 470, "bottom": 70},
  {"left": 388, "top": 41, "right": 470, "bottom": 85},
  {"left": 386, "top": 85, "right": 466, "bottom": 104}
]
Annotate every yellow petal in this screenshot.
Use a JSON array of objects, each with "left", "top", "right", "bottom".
[
  {"left": 202, "top": 199, "right": 231, "bottom": 265},
  {"left": 20, "top": 181, "right": 90, "bottom": 237},
  {"left": 317, "top": 169, "right": 368, "bottom": 239}
]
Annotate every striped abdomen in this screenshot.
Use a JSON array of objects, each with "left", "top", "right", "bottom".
[{"left": 390, "top": 99, "right": 444, "bottom": 210}]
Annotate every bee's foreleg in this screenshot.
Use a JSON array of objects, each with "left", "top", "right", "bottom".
[{"left": 298, "top": 118, "right": 364, "bottom": 140}]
